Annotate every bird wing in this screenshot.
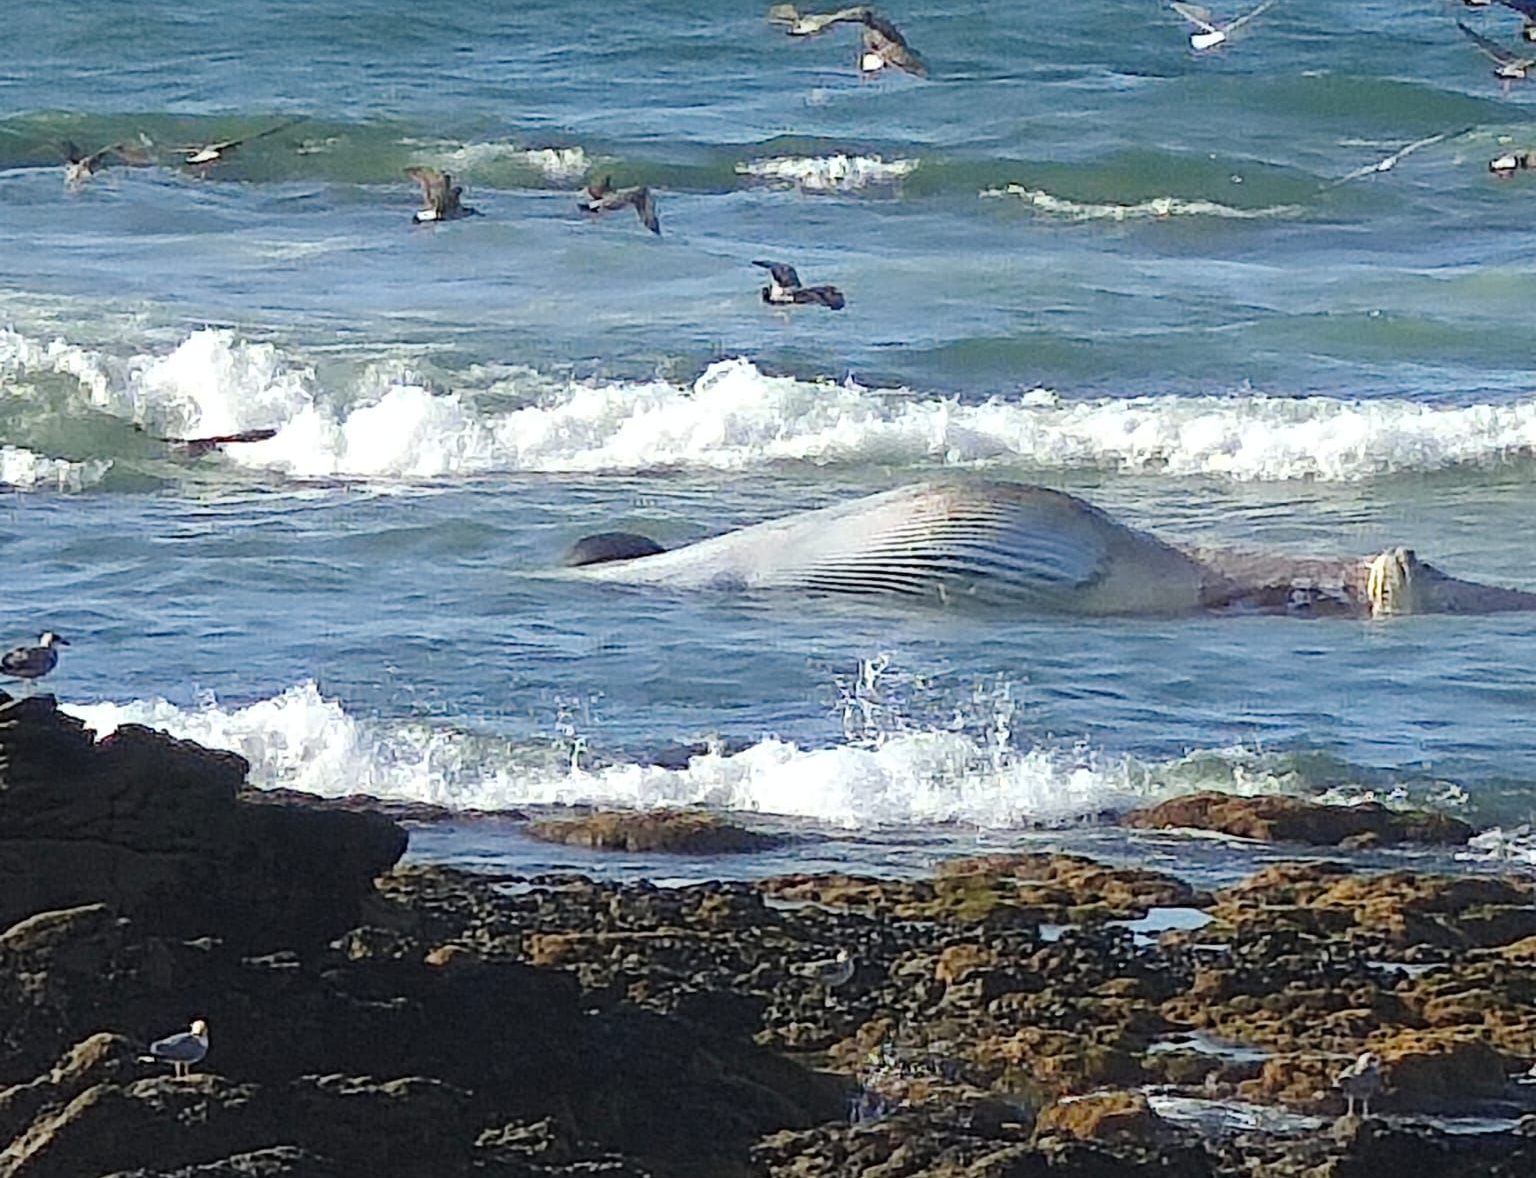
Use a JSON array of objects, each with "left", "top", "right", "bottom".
[
  {"left": 1496, "top": 0, "right": 1536, "bottom": 17},
  {"left": 792, "top": 6, "right": 871, "bottom": 34},
  {"left": 150, "top": 1030, "right": 207, "bottom": 1062},
  {"left": 109, "top": 140, "right": 154, "bottom": 166},
  {"left": 62, "top": 140, "right": 86, "bottom": 164},
  {"left": 0, "top": 647, "right": 34, "bottom": 675},
  {"left": 767, "top": 3, "right": 801, "bottom": 26},
  {"left": 1225, "top": 0, "right": 1279, "bottom": 35},
  {"left": 862, "top": 23, "right": 928, "bottom": 74},
  {"left": 806, "top": 284, "right": 846, "bottom": 310},
  {"left": 753, "top": 259, "right": 803, "bottom": 288},
  {"left": 1459, "top": 20, "right": 1520, "bottom": 65},
  {"left": 629, "top": 187, "right": 661, "bottom": 234},
  {"left": 1170, "top": 2, "right": 1220, "bottom": 34},
  {"left": 247, "top": 116, "right": 305, "bottom": 143},
  {"left": 405, "top": 166, "right": 448, "bottom": 210}
]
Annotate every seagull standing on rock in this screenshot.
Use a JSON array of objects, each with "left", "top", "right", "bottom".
[
  {"left": 1333, "top": 1050, "right": 1384, "bottom": 1117},
  {"left": 793, "top": 946, "right": 855, "bottom": 989},
  {"left": 140, "top": 1019, "right": 209, "bottom": 1080},
  {"left": 0, "top": 632, "right": 68, "bottom": 692}
]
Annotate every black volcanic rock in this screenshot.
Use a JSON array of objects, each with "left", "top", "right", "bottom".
[{"left": 0, "top": 695, "right": 405, "bottom": 952}]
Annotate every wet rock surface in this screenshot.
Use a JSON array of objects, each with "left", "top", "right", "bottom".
[
  {"left": 526, "top": 808, "right": 785, "bottom": 854},
  {"left": 2, "top": 699, "right": 1533, "bottom": 1176},
  {"left": 1124, "top": 791, "right": 1474, "bottom": 847}
]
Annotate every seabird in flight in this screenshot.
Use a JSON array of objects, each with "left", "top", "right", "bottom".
[
  {"left": 62, "top": 139, "right": 152, "bottom": 186},
  {"left": 767, "top": 6, "right": 927, "bottom": 75},
  {"left": 1169, "top": 0, "right": 1279, "bottom": 51},
  {"left": 1322, "top": 126, "right": 1475, "bottom": 189},
  {"left": 579, "top": 176, "right": 661, "bottom": 234},
  {"left": 175, "top": 117, "right": 305, "bottom": 167},
  {"left": 1458, "top": 20, "right": 1536, "bottom": 79}
]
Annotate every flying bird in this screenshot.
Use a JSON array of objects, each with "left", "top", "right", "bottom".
[
  {"left": 1322, "top": 126, "right": 1475, "bottom": 189},
  {"left": 405, "top": 166, "right": 481, "bottom": 223},
  {"left": 175, "top": 117, "right": 305, "bottom": 167},
  {"left": 579, "top": 176, "right": 661, "bottom": 234},
  {"left": 62, "top": 139, "right": 152, "bottom": 187},
  {"left": 139, "top": 1019, "right": 209, "bottom": 1079},
  {"left": 1169, "top": 0, "right": 1279, "bottom": 51},
  {"left": 1457, "top": 20, "right": 1536, "bottom": 79},
  {"left": 753, "top": 259, "right": 846, "bottom": 309},
  {"left": 0, "top": 632, "right": 68, "bottom": 690},
  {"left": 1333, "top": 1051, "right": 1384, "bottom": 1118},
  {"left": 767, "top": 6, "right": 926, "bottom": 75}
]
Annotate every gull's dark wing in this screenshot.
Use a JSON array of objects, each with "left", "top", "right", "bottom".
[
  {"left": 801, "top": 284, "right": 846, "bottom": 310},
  {"left": 630, "top": 187, "right": 661, "bottom": 234},
  {"left": 862, "top": 21, "right": 928, "bottom": 75},
  {"left": 753, "top": 259, "right": 803, "bottom": 288},
  {"left": 62, "top": 140, "right": 86, "bottom": 164},
  {"left": 1496, "top": 0, "right": 1536, "bottom": 17},
  {"left": 1459, "top": 19, "right": 1520, "bottom": 65}
]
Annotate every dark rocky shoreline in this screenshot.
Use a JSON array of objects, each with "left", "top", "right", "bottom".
[{"left": 4, "top": 694, "right": 1536, "bottom": 1176}]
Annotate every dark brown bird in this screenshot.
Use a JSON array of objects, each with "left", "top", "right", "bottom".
[
  {"left": 405, "top": 166, "right": 481, "bottom": 223},
  {"left": 1, "top": 632, "right": 68, "bottom": 687},
  {"left": 753, "top": 260, "right": 846, "bottom": 310},
  {"left": 63, "top": 139, "right": 152, "bottom": 186},
  {"left": 767, "top": 5, "right": 927, "bottom": 76},
  {"left": 579, "top": 176, "right": 661, "bottom": 234}
]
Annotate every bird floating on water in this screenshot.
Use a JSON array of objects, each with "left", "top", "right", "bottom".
[
  {"left": 753, "top": 259, "right": 846, "bottom": 309},
  {"left": 62, "top": 139, "right": 152, "bottom": 187},
  {"left": 175, "top": 117, "right": 305, "bottom": 167},
  {"left": 579, "top": 176, "right": 661, "bottom": 234},
  {"left": 1333, "top": 1051, "right": 1384, "bottom": 1117},
  {"left": 0, "top": 632, "right": 68, "bottom": 691},
  {"left": 139, "top": 1019, "right": 209, "bottom": 1079},
  {"left": 1490, "top": 148, "right": 1535, "bottom": 174},
  {"left": 405, "top": 166, "right": 481, "bottom": 223},
  {"left": 1323, "top": 126, "right": 1475, "bottom": 189},
  {"left": 766, "top": 6, "right": 927, "bottom": 76},
  {"left": 1169, "top": 0, "right": 1279, "bottom": 51},
  {"left": 1457, "top": 20, "right": 1536, "bottom": 79}
]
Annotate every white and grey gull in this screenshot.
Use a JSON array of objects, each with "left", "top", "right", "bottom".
[
  {"left": 1333, "top": 1050, "right": 1384, "bottom": 1117},
  {"left": 1, "top": 632, "right": 68, "bottom": 690},
  {"left": 139, "top": 1019, "right": 209, "bottom": 1080}
]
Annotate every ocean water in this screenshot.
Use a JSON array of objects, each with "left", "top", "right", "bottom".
[{"left": 8, "top": 0, "right": 1536, "bottom": 877}]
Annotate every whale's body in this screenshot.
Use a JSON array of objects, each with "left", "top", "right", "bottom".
[{"left": 565, "top": 480, "right": 1536, "bottom": 618}]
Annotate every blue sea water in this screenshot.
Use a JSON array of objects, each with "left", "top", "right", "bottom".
[{"left": 6, "top": 0, "right": 1536, "bottom": 876}]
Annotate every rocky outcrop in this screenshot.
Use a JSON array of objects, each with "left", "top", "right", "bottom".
[
  {"left": 0, "top": 696, "right": 405, "bottom": 952},
  {"left": 526, "top": 809, "right": 784, "bottom": 854},
  {"left": 1124, "top": 791, "right": 1473, "bottom": 847}
]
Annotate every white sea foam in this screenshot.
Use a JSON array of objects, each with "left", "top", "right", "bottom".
[
  {"left": 0, "top": 445, "right": 110, "bottom": 491},
  {"left": 57, "top": 677, "right": 1393, "bottom": 828},
  {"left": 980, "top": 183, "right": 1304, "bottom": 221},
  {"left": 736, "top": 153, "right": 919, "bottom": 192},
  {"left": 8, "top": 328, "right": 1536, "bottom": 484},
  {"left": 429, "top": 141, "right": 592, "bottom": 181}
]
